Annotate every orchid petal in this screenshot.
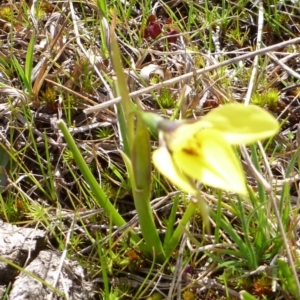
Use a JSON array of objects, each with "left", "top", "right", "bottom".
[
  {"left": 152, "top": 147, "right": 197, "bottom": 194},
  {"left": 165, "top": 120, "right": 211, "bottom": 151},
  {"left": 173, "top": 129, "right": 247, "bottom": 195},
  {"left": 202, "top": 103, "right": 279, "bottom": 145}
]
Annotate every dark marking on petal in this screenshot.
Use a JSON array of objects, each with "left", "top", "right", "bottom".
[{"left": 182, "top": 148, "right": 198, "bottom": 156}]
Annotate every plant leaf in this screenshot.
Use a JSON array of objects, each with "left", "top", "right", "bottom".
[
  {"left": 240, "top": 291, "right": 260, "bottom": 300},
  {"left": 0, "top": 167, "right": 7, "bottom": 192},
  {"left": 110, "top": 13, "right": 134, "bottom": 155},
  {"left": 277, "top": 258, "right": 298, "bottom": 298},
  {"left": 0, "top": 145, "right": 9, "bottom": 167},
  {"left": 25, "top": 32, "right": 35, "bottom": 95}
]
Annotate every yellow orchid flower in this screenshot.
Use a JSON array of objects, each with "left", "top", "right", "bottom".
[{"left": 151, "top": 103, "right": 279, "bottom": 196}]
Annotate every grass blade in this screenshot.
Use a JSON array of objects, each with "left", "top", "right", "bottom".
[{"left": 57, "top": 120, "right": 141, "bottom": 244}]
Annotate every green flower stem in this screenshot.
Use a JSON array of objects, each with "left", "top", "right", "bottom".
[
  {"left": 131, "top": 116, "right": 165, "bottom": 261},
  {"left": 109, "top": 21, "right": 164, "bottom": 260},
  {"left": 57, "top": 120, "right": 141, "bottom": 245},
  {"left": 133, "top": 188, "right": 165, "bottom": 261},
  {"left": 164, "top": 199, "right": 197, "bottom": 258}
]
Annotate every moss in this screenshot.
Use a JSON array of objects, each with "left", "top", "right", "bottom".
[
  {"left": 0, "top": 6, "right": 14, "bottom": 22},
  {"left": 251, "top": 88, "right": 280, "bottom": 110},
  {"left": 157, "top": 88, "right": 175, "bottom": 109}
]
